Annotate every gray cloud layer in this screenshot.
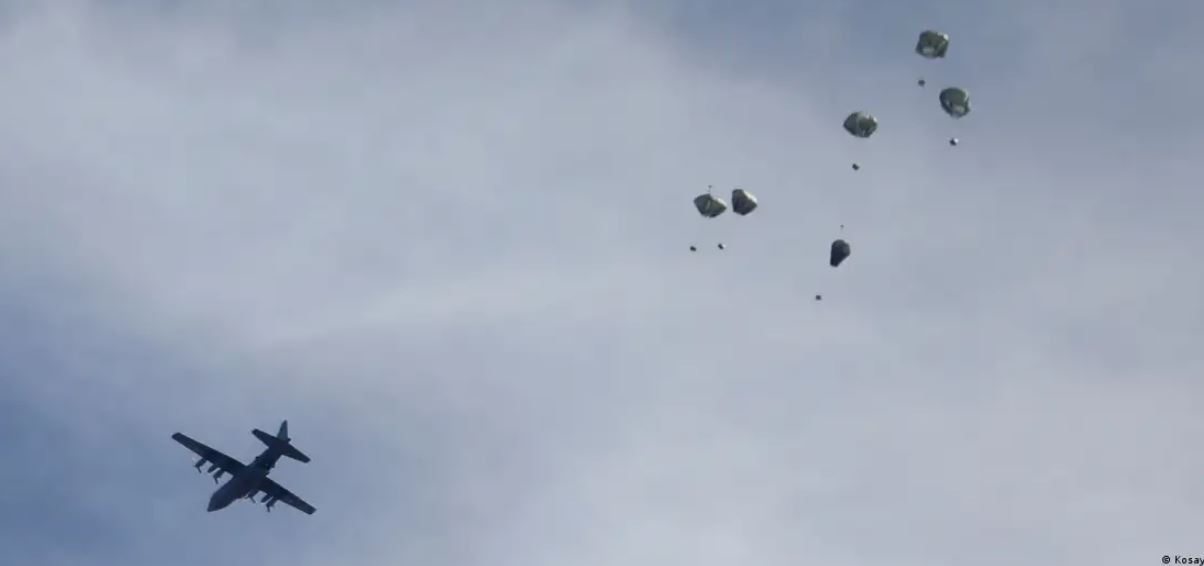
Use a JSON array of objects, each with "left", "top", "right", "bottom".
[{"left": 1, "top": 1, "right": 1202, "bottom": 565}]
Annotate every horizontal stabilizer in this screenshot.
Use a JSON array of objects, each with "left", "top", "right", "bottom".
[{"left": 252, "top": 428, "right": 311, "bottom": 463}]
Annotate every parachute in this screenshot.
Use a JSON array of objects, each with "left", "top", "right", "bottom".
[
  {"left": 689, "top": 186, "right": 755, "bottom": 252},
  {"left": 830, "top": 239, "right": 851, "bottom": 267},
  {"left": 689, "top": 188, "right": 726, "bottom": 251},
  {"left": 674, "top": 28, "right": 981, "bottom": 295},
  {"left": 815, "top": 233, "right": 850, "bottom": 300},
  {"left": 693, "top": 192, "right": 727, "bottom": 218},
  {"left": 843, "top": 112, "right": 878, "bottom": 170},
  {"left": 939, "top": 87, "right": 971, "bottom": 118},
  {"left": 843, "top": 112, "right": 878, "bottom": 138},
  {"left": 731, "top": 188, "right": 758, "bottom": 215},
  {"left": 915, "top": 31, "right": 950, "bottom": 59}
]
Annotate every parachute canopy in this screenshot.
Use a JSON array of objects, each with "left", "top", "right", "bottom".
[
  {"left": 939, "top": 87, "right": 971, "bottom": 118},
  {"left": 915, "top": 31, "right": 950, "bottom": 59},
  {"left": 731, "top": 188, "right": 758, "bottom": 215},
  {"left": 693, "top": 193, "right": 727, "bottom": 218},
  {"left": 830, "top": 239, "right": 851, "bottom": 267},
  {"left": 843, "top": 112, "right": 878, "bottom": 138}
]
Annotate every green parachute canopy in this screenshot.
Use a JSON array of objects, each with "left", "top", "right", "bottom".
[
  {"left": 916, "top": 30, "right": 950, "bottom": 59},
  {"left": 731, "top": 188, "right": 758, "bottom": 216},
  {"left": 843, "top": 112, "right": 879, "bottom": 138},
  {"left": 830, "top": 239, "right": 851, "bottom": 267},
  {"left": 939, "top": 87, "right": 971, "bottom": 118},
  {"left": 693, "top": 193, "right": 727, "bottom": 218}
]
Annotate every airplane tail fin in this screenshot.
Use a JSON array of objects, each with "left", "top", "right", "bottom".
[{"left": 252, "top": 420, "right": 310, "bottom": 463}]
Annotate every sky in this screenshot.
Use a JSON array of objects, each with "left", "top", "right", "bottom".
[{"left": 1, "top": 0, "right": 1203, "bottom": 564}]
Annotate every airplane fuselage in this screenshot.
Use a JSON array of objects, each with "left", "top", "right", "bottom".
[{"left": 206, "top": 449, "right": 281, "bottom": 512}]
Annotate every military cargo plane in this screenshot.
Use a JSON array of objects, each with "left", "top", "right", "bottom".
[{"left": 172, "top": 420, "right": 316, "bottom": 515}]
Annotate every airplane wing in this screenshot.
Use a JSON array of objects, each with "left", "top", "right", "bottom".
[
  {"left": 257, "top": 477, "right": 317, "bottom": 515},
  {"left": 171, "top": 432, "right": 246, "bottom": 474}
]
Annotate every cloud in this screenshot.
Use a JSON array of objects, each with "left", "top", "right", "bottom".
[{"left": 1, "top": 0, "right": 1203, "bottom": 565}]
